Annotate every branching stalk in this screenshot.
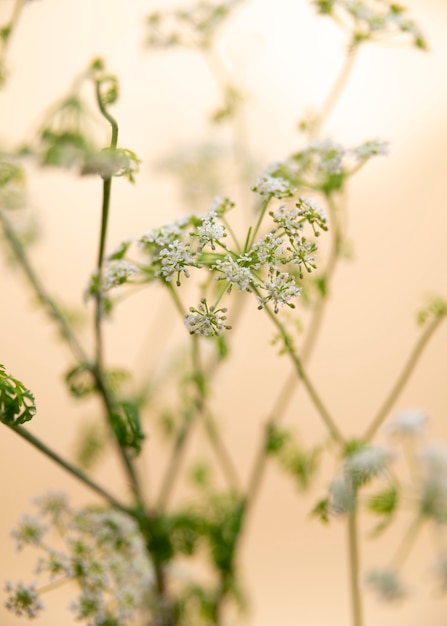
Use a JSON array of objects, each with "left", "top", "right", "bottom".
[
  {"left": 364, "top": 313, "right": 446, "bottom": 442},
  {"left": 7, "top": 423, "right": 131, "bottom": 515}
]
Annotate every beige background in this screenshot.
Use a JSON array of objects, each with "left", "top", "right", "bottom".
[{"left": 0, "top": 0, "right": 447, "bottom": 625}]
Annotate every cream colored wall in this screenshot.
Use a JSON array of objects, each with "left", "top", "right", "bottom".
[{"left": 0, "top": 1, "right": 446, "bottom": 625}]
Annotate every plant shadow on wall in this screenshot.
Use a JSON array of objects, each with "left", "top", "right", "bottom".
[{"left": 0, "top": 1, "right": 446, "bottom": 625}]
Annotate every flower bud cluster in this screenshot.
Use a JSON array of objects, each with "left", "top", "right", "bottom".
[
  {"left": 5, "top": 494, "right": 153, "bottom": 625},
  {"left": 265, "top": 138, "right": 388, "bottom": 194},
  {"left": 88, "top": 191, "right": 327, "bottom": 335},
  {"left": 312, "top": 0, "right": 426, "bottom": 49}
]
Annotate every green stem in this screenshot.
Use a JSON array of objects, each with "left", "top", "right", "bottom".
[
  {"left": 364, "top": 313, "right": 446, "bottom": 442},
  {"left": 260, "top": 298, "right": 345, "bottom": 445},
  {"left": 347, "top": 510, "right": 363, "bottom": 626},
  {"left": 244, "top": 197, "right": 342, "bottom": 510},
  {"left": 204, "top": 412, "right": 241, "bottom": 492},
  {"left": 247, "top": 197, "right": 270, "bottom": 249},
  {"left": 6, "top": 423, "right": 131, "bottom": 515},
  {"left": 0, "top": 210, "right": 88, "bottom": 364},
  {"left": 389, "top": 515, "right": 423, "bottom": 569},
  {"left": 157, "top": 335, "right": 204, "bottom": 510},
  {"left": 311, "top": 46, "right": 359, "bottom": 139},
  {"left": 91, "top": 78, "right": 146, "bottom": 509},
  {"left": 0, "top": 0, "right": 26, "bottom": 58}
]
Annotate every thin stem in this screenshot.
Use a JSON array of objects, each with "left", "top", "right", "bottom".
[
  {"left": 244, "top": 196, "right": 342, "bottom": 509},
  {"left": 389, "top": 515, "right": 424, "bottom": 569},
  {"left": 204, "top": 412, "right": 241, "bottom": 492},
  {"left": 247, "top": 197, "right": 270, "bottom": 249},
  {"left": 7, "top": 423, "right": 131, "bottom": 515},
  {"left": 0, "top": 0, "right": 26, "bottom": 58},
  {"left": 0, "top": 210, "right": 88, "bottom": 364},
  {"left": 364, "top": 313, "right": 446, "bottom": 441},
  {"left": 157, "top": 335, "right": 204, "bottom": 510},
  {"left": 260, "top": 299, "right": 345, "bottom": 445},
  {"left": 347, "top": 510, "right": 363, "bottom": 626},
  {"left": 311, "top": 46, "right": 359, "bottom": 139},
  {"left": 91, "top": 79, "right": 146, "bottom": 509}
]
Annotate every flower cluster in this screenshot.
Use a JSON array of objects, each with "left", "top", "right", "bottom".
[
  {"left": 185, "top": 299, "right": 231, "bottom": 336},
  {"left": 264, "top": 138, "right": 388, "bottom": 194},
  {"left": 5, "top": 494, "right": 153, "bottom": 625},
  {"left": 328, "top": 444, "right": 394, "bottom": 515},
  {"left": 312, "top": 0, "right": 426, "bottom": 49},
  {"left": 88, "top": 191, "right": 327, "bottom": 334},
  {"left": 146, "top": 0, "right": 242, "bottom": 49}
]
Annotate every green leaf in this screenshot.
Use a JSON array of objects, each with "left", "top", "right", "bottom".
[
  {"left": 310, "top": 497, "right": 331, "bottom": 524},
  {"left": 65, "top": 364, "right": 97, "bottom": 398},
  {"left": 368, "top": 486, "right": 398, "bottom": 516},
  {"left": 0, "top": 364, "right": 36, "bottom": 425},
  {"left": 265, "top": 425, "right": 290, "bottom": 455},
  {"left": 110, "top": 400, "right": 145, "bottom": 455}
]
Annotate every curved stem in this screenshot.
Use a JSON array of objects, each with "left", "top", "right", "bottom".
[
  {"left": 364, "top": 313, "right": 446, "bottom": 442},
  {"left": 7, "top": 423, "right": 131, "bottom": 515},
  {"left": 91, "top": 79, "right": 146, "bottom": 509}
]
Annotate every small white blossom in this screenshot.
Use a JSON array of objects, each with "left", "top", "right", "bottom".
[
  {"left": 156, "top": 240, "right": 197, "bottom": 285},
  {"left": 271, "top": 205, "right": 303, "bottom": 234},
  {"left": 194, "top": 209, "right": 226, "bottom": 250},
  {"left": 388, "top": 409, "right": 427, "bottom": 437},
  {"left": 257, "top": 271, "right": 301, "bottom": 313},
  {"left": 103, "top": 260, "right": 139, "bottom": 291},
  {"left": 353, "top": 139, "right": 388, "bottom": 161},
  {"left": 139, "top": 217, "right": 190, "bottom": 249},
  {"left": 287, "top": 237, "right": 318, "bottom": 276},
  {"left": 69, "top": 589, "right": 106, "bottom": 623},
  {"left": 210, "top": 195, "right": 234, "bottom": 215},
  {"left": 252, "top": 173, "right": 295, "bottom": 199},
  {"left": 365, "top": 568, "right": 407, "bottom": 602},
  {"left": 213, "top": 255, "right": 253, "bottom": 293},
  {"left": 5, "top": 581, "right": 44, "bottom": 618},
  {"left": 12, "top": 515, "right": 47, "bottom": 550},
  {"left": 329, "top": 475, "right": 356, "bottom": 514},
  {"left": 313, "top": 139, "right": 346, "bottom": 175},
  {"left": 185, "top": 299, "right": 231, "bottom": 336},
  {"left": 252, "top": 233, "right": 284, "bottom": 268},
  {"left": 36, "top": 548, "right": 73, "bottom": 579},
  {"left": 344, "top": 445, "right": 393, "bottom": 484}
]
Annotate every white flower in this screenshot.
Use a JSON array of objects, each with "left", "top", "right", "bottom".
[
  {"left": 257, "top": 271, "right": 301, "bottom": 313},
  {"left": 271, "top": 204, "right": 303, "bottom": 234},
  {"left": 388, "top": 409, "right": 427, "bottom": 437},
  {"left": 185, "top": 299, "right": 231, "bottom": 336},
  {"left": 329, "top": 475, "right": 356, "bottom": 514},
  {"left": 252, "top": 233, "right": 284, "bottom": 268},
  {"left": 252, "top": 173, "right": 295, "bottom": 199},
  {"left": 11, "top": 515, "right": 47, "bottom": 550},
  {"left": 156, "top": 240, "right": 197, "bottom": 285},
  {"left": 139, "top": 216, "right": 191, "bottom": 249},
  {"left": 365, "top": 568, "right": 407, "bottom": 602},
  {"left": 353, "top": 139, "right": 388, "bottom": 161},
  {"left": 194, "top": 209, "right": 226, "bottom": 250},
  {"left": 344, "top": 445, "right": 393, "bottom": 484},
  {"left": 5, "top": 581, "right": 44, "bottom": 618},
  {"left": 103, "top": 260, "right": 139, "bottom": 291},
  {"left": 213, "top": 255, "right": 253, "bottom": 293}
]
